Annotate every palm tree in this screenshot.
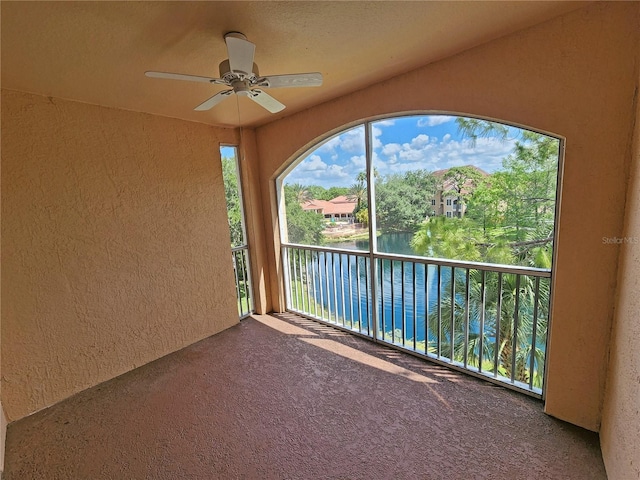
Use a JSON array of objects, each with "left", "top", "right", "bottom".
[
  {"left": 347, "top": 170, "right": 380, "bottom": 205},
  {"left": 348, "top": 180, "right": 367, "bottom": 210},
  {"left": 288, "top": 183, "right": 312, "bottom": 204},
  {"left": 426, "top": 267, "right": 548, "bottom": 387}
]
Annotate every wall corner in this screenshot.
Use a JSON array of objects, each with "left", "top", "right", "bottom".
[{"left": 238, "top": 127, "right": 272, "bottom": 314}]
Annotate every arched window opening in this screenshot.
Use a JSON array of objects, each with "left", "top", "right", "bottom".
[
  {"left": 277, "top": 114, "right": 562, "bottom": 397},
  {"left": 280, "top": 124, "right": 366, "bottom": 247}
]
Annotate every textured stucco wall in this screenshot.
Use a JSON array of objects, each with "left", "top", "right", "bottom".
[
  {"left": 237, "top": 128, "right": 271, "bottom": 314},
  {"left": 600, "top": 67, "right": 640, "bottom": 479},
  {"left": 1, "top": 90, "right": 240, "bottom": 421},
  {"left": 254, "top": 2, "right": 639, "bottom": 431}
]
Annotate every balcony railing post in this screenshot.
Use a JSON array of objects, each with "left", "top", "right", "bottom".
[
  {"left": 232, "top": 245, "right": 254, "bottom": 318},
  {"left": 364, "top": 122, "right": 379, "bottom": 343},
  {"left": 412, "top": 263, "right": 417, "bottom": 351},
  {"left": 425, "top": 264, "right": 430, "bottom": 355},
  {"left": 511, "top": 275, "right": 522, "bottom": 384},
  {"left": 391, "top": 260, "right": 396, "bottom": 344},
  {"left": 450, "top": 266, "right": 455, "bottom": 363},
  {"left": 479, "top": 270, "right": 486, "bottom": 373},
  {"left": 437, "top": 264, "right": 442, "bottom": 358},
  {"left": 401, "top": 261, "right": 406, "bottom": 346},
  {"left": 464, "top": 268, "right": 470, "bottom": 368},
  {"left": 356, "top": 256, "right": 363, "bottom": 333},
  {"left": 530, "top": 276, "right": 541, "bottom": 390},
  {"left": 494, "top": 272, "right": 503, "bottom": 378},
  {"left": 304, "top": 249, "right": 312, "bottom": 316}
]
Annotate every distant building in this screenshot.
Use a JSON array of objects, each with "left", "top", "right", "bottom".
[
  {"left": 430, "top": 165, "right": 488, "bottom": 218},
  {"left": 301, "top": 195, "right": 357, "bottom": 223}
]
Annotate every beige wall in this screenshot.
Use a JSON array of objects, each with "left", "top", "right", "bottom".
[
  {"left": 254, "top": 2, "right": 639, "bottom": 431},
  {"left": 1, "top": 90, "right": 240, "bottom": 421},
  {"left": 237, "top": 128, "right": 272, "bottom": 314},
  {"left": 600, "top": 64, "right": 640, "bottom": 478}
]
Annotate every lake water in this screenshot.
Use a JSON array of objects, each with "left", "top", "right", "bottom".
[
  {"left": 329, "top": 231, "right": 416, "bottom": 256},
  {"left": 301, "top": 232, "right": 455, "bottom": 344}
]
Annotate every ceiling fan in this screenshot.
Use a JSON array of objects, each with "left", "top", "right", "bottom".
[{"left": 145, "top": 32, "right": 323, "bottom": 113}]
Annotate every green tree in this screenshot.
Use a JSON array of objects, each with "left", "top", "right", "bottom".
[
  {"left": 325, "top": 186, "right": 350, "bottom": 200},
  {"left": 376, "top": 169, "right": 438, "bottom": 232},
  {"left": 411, "top": 216, "right": 483, "bottom": 261},
  {"left": 303, "top": 185, "right": 350, "bottom": 201},
  {"left": 348, "top": 171, "right": 368, "bottom": 211},
  {"left": 305, "top": 185, "right": 327, "bottom": 201},
  {"left": 283, "top": 184, "right": 325, "bottom": 245},
  {"left": 442, "top": 166, "right": 484, "bottom": 217},
  {"left": 417, "top": 122, "right": 560, "bottom": 268},
  {"left": 465, "top": 176, "right": 504, "bottom": 235},
  {"left": 288, "top": 183, "right": 312, "bottom": 204},
  {"left": 411, "top": 214, "right": 517, "bottom": 264},
  {"left": 221, "top": 156, "right": 244, "bottom": 247},
  {"left": 455, "top": 118, "right": 509, "bottom": 146},
  {"left": 355, "top": 207, "right": 369, "bottom": 225},
  {"left": 502, "top": 131, "right": 558, "bottom": 236}
]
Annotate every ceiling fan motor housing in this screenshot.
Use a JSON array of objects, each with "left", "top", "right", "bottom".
[
  {"left": 218, "top": 59, "right": 260, "bottom": 81},
  {"left": 232, "top": 80, "right": 252, "bottom": 97}
]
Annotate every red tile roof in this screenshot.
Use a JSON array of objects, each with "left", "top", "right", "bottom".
[{"left": 301, "top": 196, "right": 357, "bottom": 215}]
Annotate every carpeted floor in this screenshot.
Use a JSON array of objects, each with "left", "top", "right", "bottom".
[{"left": 5, "top": 313, "right": 606, "bottom": 479}]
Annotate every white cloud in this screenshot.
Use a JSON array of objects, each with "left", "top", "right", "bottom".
[
  {"left": 381, "top": 143, "right": 402, "bottom": 156},
  {"left": 297, "top": 154, "right": 327, "bottom": 172},
  {"left": 285, "top": 161, "right": 350, "bottom": 186},
  {"left": 398, "top": 147, "right": 429, "bottom": 162},
  {"left": 318, "top": 135, "right": 342, "bottom": 153},
  {"left": 326, "top": 164, "right": 349, "bottom": 179},
  {"left": 375, "top": 119, "right": 396, "bottom": 126},
  {"left": 284, "top": 117, "right": 520, "bottom": 189},
  {"left": 350, "top": 155, "right": 366, "bottom": 168},
  {"left": 417, "top": 115, "right": 455, "bottom": 127},
  {"left": 410, "top": 134, "right": 430, "bottom": 149},
  {"left": 337, "top": 127, "right": 366, "bottom": 154},
  {"left": 377, "top": 132, "right": 516, "bottom": 173}
]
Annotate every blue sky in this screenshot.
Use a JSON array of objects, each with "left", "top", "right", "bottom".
[
  {"left": 284, "top": 115, "right": 526, "bottom": 188},
  {"left": 220, "top": 145, "right": 237, "bottom": 160}
]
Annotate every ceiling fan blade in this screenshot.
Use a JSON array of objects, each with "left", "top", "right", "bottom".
[
  {"left": 249, "top": 89, "right": 285, "bottom": 113},
  {"left": 225, "top": 35, "right": 256, "bottom": 77},
  {"left": 194, "top": 90, "right": 234, "bottom": 111},
  {"left": 145, "top": 71, "right": 226, "bottom": 85},
  {"left": 258, "top": 73, "right": 323, "bottom": 88}
]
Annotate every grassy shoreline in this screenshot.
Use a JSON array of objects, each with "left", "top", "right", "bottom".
[{"left": 323, "top": 231, "right": 371, "bottom": 243}]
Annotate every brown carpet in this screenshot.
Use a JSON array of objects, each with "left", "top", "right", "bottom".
[{"left": 5, "top": 313, "right": 605, "bottom": 479}]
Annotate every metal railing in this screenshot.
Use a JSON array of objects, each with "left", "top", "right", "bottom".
[
  {"left": 232, "top": 245, "right": 254, "bottom": 318},
  {"left": 282, "top": 243, "right": 551, "bottom": 397}
]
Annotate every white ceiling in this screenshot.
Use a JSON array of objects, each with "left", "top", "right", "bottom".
[{"left": 1, "top": 1, "right": 589, "bottom": 128}]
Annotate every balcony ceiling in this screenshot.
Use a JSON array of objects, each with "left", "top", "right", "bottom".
[{"left": 1, "top": 1, "right": 588, "bottom": 128}]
